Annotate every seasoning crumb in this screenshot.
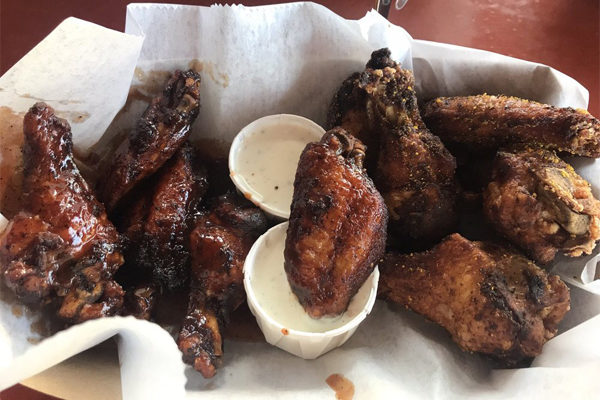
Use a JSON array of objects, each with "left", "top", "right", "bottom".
[
  {"left": 281, "top": 328, "right": 289, "bottom": 335},
  {"left": 326, "top": 373, "right": 355, "bottom": 400},
  {"left": 274, "top": 185, "right": 279, "bottom": 190}
]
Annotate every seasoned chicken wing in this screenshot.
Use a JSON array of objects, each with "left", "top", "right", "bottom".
[
  {"left": 284, "top": 128, "right": 388, "bottom": 318},
  {"left": 98, "top": 70, "right": 202, "bottom": 212},
  {"left": 421, "top": 94, "right": 600, "bottom": 157},
  {"left": 483, "top": 147, "right": 600, "bottom": 264},
  {"left": 178, "top": 193, "right": 267, "bottom": 378},
  {"left": 328, "top": 48, "right": 458, "bottom": 247},
  {"left": 378, "top": 233, "right": 570, "bottom": 365},
  {"left": 119, "top": 143, "right": 208, "bottom": 292},
  {"left": 0, "top": 103, "right": 124, "bottom": 322}
]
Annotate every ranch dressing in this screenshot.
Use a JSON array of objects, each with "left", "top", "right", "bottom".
[
  {"left": 229, "top": 115, "right": 324, "bottom": 219},
  {"left": 248, "top": 224, "right": 362, "bottom": 333}
]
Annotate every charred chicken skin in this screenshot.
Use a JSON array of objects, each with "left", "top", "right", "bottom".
[
  {"left": 421, "top": 94, "right": 600, "bottom": 157},
  {"left": 284, "top": 128, "right": 388, "bottom": 318},
  {"left": 98, "top": 69, "right": 202, "bottom": 212},
  {"left": 328, "top": 48, "right": 458, "bottom": 247},
  {"left": 483, "top": 147, "right": 600, "bottom": 264},
  {"left": 0, "top": 103, "right": 124, "bottom": 322},
  {"left": 120, "top": 143, "right": 208, "bottom": 293},
  {"left": 178, "top": 193, "right": 267, "bottom": 378},
  {"left": 379, "top": 233, "right": 570, "bottom": 365}
]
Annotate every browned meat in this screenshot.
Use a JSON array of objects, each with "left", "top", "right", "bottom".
[
  {"left": 284, "top": 128, "right": 388, "bottom": 318},
  {"left": 122, "top": 283, "right": 157, "bottom": 320},
  {"left": 178, "top": 193, "right": 267, "bottom": 378},
  {"left": 421, "top": 94, "right": 600, "bottom": 157},
  {"left": 327, "top": 48, "right": 458, "bottom": 248},
  {"left": 379, "top": 233, "right": 570, "bottom": 365},
  {"left": 120, "top": 143, "right": 208, "bottom": 292},
  {"left": 483, "top": 147, "right": 600, "bottom": 264},
  {"left": 98, "top": 70, "right": 201, "bottom": 212},
  {"left": 0, "top": 103, "right": 124, "bottom": 322}
]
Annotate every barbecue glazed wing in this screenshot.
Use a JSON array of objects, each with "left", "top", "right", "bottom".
[
  {"left": 378, "top": 233, "right": 570, "bottom": 365},
  {"left": 483, "top": 147, "right": 600, "bottom": 264},
  {"left": 328, "top": 48, "right": 458, "bottom": 247},
  {"left": 178, "top": 193, "right": 267, "bottom": 378},
  {"left": 0, "top": 103, "right": 124, "bottom": 322},
  {"left": 421, "top": 95, "right": 600, "bottom": 157},
  {"left": 120, "top": 143, "right": 207, "bottom": 292},
  {"left": 284, "top": 128, "right": 388, "bottom": 318},
  {"left": 98, "top": 70, "right": 201, "bottom": 212}
]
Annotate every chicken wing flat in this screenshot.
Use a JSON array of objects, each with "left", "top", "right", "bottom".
[
  {"left": 483, "top": 147, "right": 600, "bottom": 264},
  {"left": 284, "top": 128, "right": 388, "bottom": 318},
  {"left": 120, "top": 143, "right": 208, "bottom": 292},
  {"left": 0, "top": 103, "right": 124, "bottom": 322},
  {"left": 98, "top": 70, "right": 201, "bottom": 212},
  {"left": 421, "top": 94, "right": 600, "bottom": 157},
  {"left": 378, "top": 233, "right": 570, "bottom": 365},
  {"left": 178, "top": 193, "right": 267, "bottom": 378},
  {"left": 328, "top": 48, "right": 458, "bottom": 247}
]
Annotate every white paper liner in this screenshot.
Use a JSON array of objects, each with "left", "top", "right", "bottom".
[{"left": 0, "top": 3, "right": 598, "bottom": 399}]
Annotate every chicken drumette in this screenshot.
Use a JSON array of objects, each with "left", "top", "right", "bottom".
[
  {"left": 118, "top": 143, "right": 208, "bottom": 293},
  {"left": 421, "top": 94, "right": 600, "bottom": 157},
  {"left": 0, "top": 103, "right": 124, "bottom": 322},
  {"left": 178, "top": 193, "right": 267, "bottom": 378},
  {"left": 483, "top": 147, "right": 600, "bottom": 264},
  {"left": 328, "top": 48, "right": 458, "bottom": 248},
  {"left": 378, "top": 233, "right": 570, "bottom": 365},
  {"left": 98, "top": 69, "right": 202, "bottom": 212},
  {"left": 284, "top": 128, "right": 388, "bottom": 318}
]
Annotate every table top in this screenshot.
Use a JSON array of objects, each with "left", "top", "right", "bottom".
[{"left": 1, "top": 1, "right": 598, "bottom": 399}]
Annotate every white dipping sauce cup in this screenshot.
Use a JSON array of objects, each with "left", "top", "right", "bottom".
[
  {"left": 229, "top": 114, "right": 325, "bottom": 219},
  {"left": 244, "top": 222, "right": 380, "bottom": 359}
]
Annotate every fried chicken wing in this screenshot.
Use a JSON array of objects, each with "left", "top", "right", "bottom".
[
  {"left": 178, "top": 193, "right": 267, "bottom": 378},
  {"left": 284, "top": 128, "right": 388, "bottom": 318},
  {"left": 328, "top": 48, "right": 458, "bottom": 247},
  {"left": 120, "top": 143, "right": 208, "bottom": 292},
  {"left": 421, "top": 94, "right": 600, "bottom": 157},
  {"left": 0, "top": 103, "right": 124, "bottom": 322},
  {"left": 98, "top": 70, "right": 201, "bottom": 212},
  {"left": 483, "top": 147, "right": 600, "bottom": 264},
  {"left": 378, "top": 233, "right": 570, "bottom": 365}
]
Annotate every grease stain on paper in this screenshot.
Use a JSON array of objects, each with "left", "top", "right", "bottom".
[
  {"left": 0, "top": 106, "right": 25, "bottom": 218},
  {"left": 326, "top": 373, "right": 355, "bottom": 400},
  {"left": 188, "top": 59, "right": 229, "bottom": 88}
]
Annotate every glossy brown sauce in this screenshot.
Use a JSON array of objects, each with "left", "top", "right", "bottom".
[
  {"left": 0, "top": 106, "right": 25, "bottom": 217},
  {"left": 224, "top": 302, "right": 265, "bottom": 343},
  {"left": 326, "top": 374, "right": 355, "bottom": 400}
]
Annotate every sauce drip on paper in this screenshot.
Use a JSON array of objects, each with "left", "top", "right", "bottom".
[{"left": 326, "top": 373, "right": 355, "bottom": 400}]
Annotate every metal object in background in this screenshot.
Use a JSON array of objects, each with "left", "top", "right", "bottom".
[{"left": 376, "top": 0, "right": 408, "bottom": 19}]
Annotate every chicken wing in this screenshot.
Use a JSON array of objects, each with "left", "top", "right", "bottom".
[
  {"left": 0, "top": 103, "right": 124, "bottom": 322},
  {"left": 421, "top": 94, "right": 600, "bottom": 157},
  {"left": 378, "top": 233, "right": 570, "bottom": 365},
  {"left": 178, "top": 193, "right": 267, "bottom": 378},
  {"left": 119, "top": 143, "right": 208, "bottom": 292},
  {"left": 483, "top": 147, "right": 600, "bottom": 264},
  {"left": 284, "top": 128, "right": 388, "bottom": 318},
  {"left": 328, "top": 48, "right": 458, "bottom": 248},
  {"left": 98, "top": 69, "right": 202, "bottom": 212}
]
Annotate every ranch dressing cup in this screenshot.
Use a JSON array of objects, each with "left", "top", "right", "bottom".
[
  {"left": 228, "top": 114, "right": 325, "bottom": 219},
  {"left": 243, "top": 222, "right": 380, "bottom": 359}
]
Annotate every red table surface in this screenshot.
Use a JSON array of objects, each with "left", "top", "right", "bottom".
[{"left": 1, "top": 1, "right": 599, "bottom": 399}]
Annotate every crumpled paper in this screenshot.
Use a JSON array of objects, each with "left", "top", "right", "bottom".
[{"left": 0, "top": 3, "right": 599, "bottom": 399}]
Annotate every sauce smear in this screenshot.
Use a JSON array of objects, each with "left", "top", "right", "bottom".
[{"left": 326, "top": 373, "right": 355, "bottom": 400}]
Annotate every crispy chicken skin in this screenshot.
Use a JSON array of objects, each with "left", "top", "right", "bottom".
[
  {"left": 284, "top": 128, "right": 388, "bottom": 318},
  {"left": 378, "top": 233, "right": 570, "bottom": 365},
  {"left": 120, "top": 143, "right": 208, "bottom": 292},
  {"left": 178, "top": 193, "right": 267, "bottom": 378},
  {"left": 483, "top": 147, "right": 600, "bottom": 264},
  {"left": 98, "top": 69, "right": 202, "bottom": 212},
  {"left": 328, "top": 48, "right": 458, "bottom": 247},
  {"left": 421, "top": 94, "right": 600, "bottom": 157},
  {"left": 0, "top": 103, "right": 124, "bottom": 322}
]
